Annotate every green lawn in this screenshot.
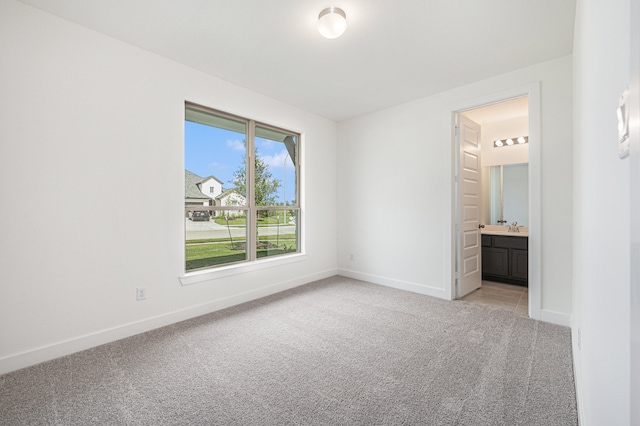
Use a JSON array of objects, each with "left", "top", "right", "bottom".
[
  {"left": 212, "top": 217, "right": 247, "bottom": 226},
  {"left": 185, "top": 242, "right": 247, "bottom": 270},
  {"left": 186, "top": 238, "right": 297, "bottom": 270}
]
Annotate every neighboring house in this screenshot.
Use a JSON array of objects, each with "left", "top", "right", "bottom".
[
  {"left": 185, "top": 170, "right": 246, "bottom": 216},
  {"left": 216, "top": 189, "right": 245, "bottom": 217},
  {"left": 184, "top": 170, "right": 213, "bottom": 207}
]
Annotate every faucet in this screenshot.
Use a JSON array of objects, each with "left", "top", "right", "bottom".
[{"left": 508, "top": 221, "right": 519, "bottom": 232}]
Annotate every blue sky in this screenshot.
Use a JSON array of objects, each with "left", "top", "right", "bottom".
[{"left": 185, "top": 121, "right": 296, "bottom": 204}]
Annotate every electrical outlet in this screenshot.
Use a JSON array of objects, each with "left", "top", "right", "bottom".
[{"left": 136, "top": 287, "right": 147, "bottom": 301}]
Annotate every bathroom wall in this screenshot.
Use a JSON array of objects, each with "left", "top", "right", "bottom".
[{"left": 481, "top": 116, "right": 529, "bottom": 167}]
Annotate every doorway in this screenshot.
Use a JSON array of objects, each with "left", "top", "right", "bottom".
[
  {"left": 458, "top": 96, "right": 529, "bottom": 314},
  {"left": 448, "top": 83, "right": 541, "bottom": 320}
]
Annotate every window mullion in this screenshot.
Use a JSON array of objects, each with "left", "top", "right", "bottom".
[{"left": 247, "top": 121, "right": 257, "bottom": 261}]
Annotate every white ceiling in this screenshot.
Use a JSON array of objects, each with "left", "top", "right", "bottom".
[
  {"left": 16, "top": 0, "right": 576, "bottom": 122},
  {"left": 462, "top": 97, "right": 529, "bottom": 125}
]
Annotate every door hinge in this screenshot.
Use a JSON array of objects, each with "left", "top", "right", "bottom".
[{"left": 455, "top": 125, "right": 459, "bottom": 136}]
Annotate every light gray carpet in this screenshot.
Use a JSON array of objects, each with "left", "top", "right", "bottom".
[{"left": 0, "top": 276, "right": 577, "bottom": 425}]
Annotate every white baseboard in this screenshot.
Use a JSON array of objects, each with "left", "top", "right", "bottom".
[
  {"left": 339, "top": 269, "right": 572, "bottom": 328},
  {"left": 337, "top": 268, "right": 449, "bottom": 299},
  {"left": 540, "top": 308, "right": 571, "bottom": 327},
  {"left": 0, "top": 268, "right": 338, "bottom": 376}
]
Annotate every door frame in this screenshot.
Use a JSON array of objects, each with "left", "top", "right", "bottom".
[{"left": 446, "top": 82, "right": 541, "bottom": 320}]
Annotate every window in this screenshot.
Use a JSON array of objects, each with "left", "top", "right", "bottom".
[
  {"left": 184, "top": 103, "right": 300, "bottom": 272},
  {"left": 209, "top": 187, "right": 214, "bottom": 193}
]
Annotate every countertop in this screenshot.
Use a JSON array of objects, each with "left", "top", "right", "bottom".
[{"left": 480, "top": 225, "right": 529, "bottom": 237}]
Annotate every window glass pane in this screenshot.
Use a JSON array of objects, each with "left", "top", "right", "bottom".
[
  {"left": 256, "top": 210, "right": 299, "bottom": 259},
  {"left": 185, "top": 107, "right": 247, "bottom": 206},
  {"left": 254, "top": 126, "right": 297, "bottom": 207},
  {"left": 185, "top": 209, "right": 248, "bottom": 270},
  {"left": 184, "top": 104, "right": 301, "bottom": 273},
  {"left": 185, "top": 106, "right": 249, "bottom": 271}
]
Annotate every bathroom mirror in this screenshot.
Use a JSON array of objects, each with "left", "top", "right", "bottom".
[{"left": 485, "top": 163, "right": 528, "bottom": 226}]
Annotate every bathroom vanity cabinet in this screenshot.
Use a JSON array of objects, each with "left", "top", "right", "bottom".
[{"left": 481, "top": 234, "right": 528, "bottom": 286}]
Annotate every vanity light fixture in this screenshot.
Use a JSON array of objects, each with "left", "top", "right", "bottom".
[
  {"left": 318, "top": 6, "right": 347, "bottom": 39},
  {"left": 493, "top": 136, "right": 528, "bottom": 148}
]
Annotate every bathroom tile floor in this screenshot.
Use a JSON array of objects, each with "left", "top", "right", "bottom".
[{"left": 460, "top": 280, "right": 528, "bottom": 315}]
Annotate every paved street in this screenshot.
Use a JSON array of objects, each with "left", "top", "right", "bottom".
[{"left": 185, "top": 218, "right": 296, "bottom": 241}]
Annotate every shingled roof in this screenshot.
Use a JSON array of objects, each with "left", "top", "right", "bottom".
[
  {"left": 215, "top": 188, "right": 245, "bottom": 200},
  {"left": 185, "top": 170, "right": 210, "bottom": 199}
]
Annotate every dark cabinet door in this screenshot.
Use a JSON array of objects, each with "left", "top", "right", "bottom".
[
  {"left": 511, "top": 249, "right": 529, "bottom": 280},
  {"left": 481, "top": 235, "right": 528, "bottom": 286},
  {"left": 482, "top": 247, "right": 509, "bottom": 277}
]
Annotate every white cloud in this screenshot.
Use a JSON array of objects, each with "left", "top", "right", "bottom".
[
  {"left": 261, "top": 149, "right": 294, "bottom": 170},
  {"left": 226, "top": 139, "right": 245, "bottom": 151},
  {"left": 257, "top": 139, "right": 275, "bottom": 150},
  {"left": 208, "top": 161, "right": 225, "bottom": 169}
]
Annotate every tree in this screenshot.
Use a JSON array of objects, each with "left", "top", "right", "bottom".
[{"left": 231, "top": 149, "right": 280, "bottom": 207}]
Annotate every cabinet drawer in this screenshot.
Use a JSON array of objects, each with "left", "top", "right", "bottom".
[
  {"left": 481, "top": 235, "right": 493, "bottom": 247},
  {"left": 493, "top": 236, "right": 528, "bottom": 250}
]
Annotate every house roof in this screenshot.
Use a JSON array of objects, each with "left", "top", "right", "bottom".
[
  {"left": 215, "top": 188, "right": 246, "bottom": 201},
  {"left": 199, "top": 175, "right": 223, "bottom": 185},
  {"left": 184, "top": 170, "right": 209, "bottom": 200}
]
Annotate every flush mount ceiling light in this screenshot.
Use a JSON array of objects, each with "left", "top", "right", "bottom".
[
  {"left": 494, "top": 136, "right": 529, "bottom": 148},
  {"left": 318, "top": 6, "right": 347, "bottom": 39}
]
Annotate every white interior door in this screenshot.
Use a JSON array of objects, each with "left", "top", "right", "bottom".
[{"left": 456, "top": 115, "right": 482, "bottom": 298}]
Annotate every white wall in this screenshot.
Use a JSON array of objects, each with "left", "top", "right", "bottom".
[
  {"left": 337, "top": 56, "right": 572, "bottom": 319},
  {"left": 572, "top": 0, "right": 631, "bottom": 424},
  {"left": 200, "top": 177, "right": 222, "bottom": 199},
  {"left": 0, "top": 1, "right": 338, "bottom": 374},
  {"left": 630, "top": 0, "right": 640, "bottom": 422}
]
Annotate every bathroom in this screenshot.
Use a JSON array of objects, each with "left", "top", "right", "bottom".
[{"left": 460, "top": 97, "right": 530, "bottom": 314}]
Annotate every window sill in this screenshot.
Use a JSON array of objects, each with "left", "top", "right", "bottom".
[{"left": 179, "top": 253, "right": 307, "bottom": 286}]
